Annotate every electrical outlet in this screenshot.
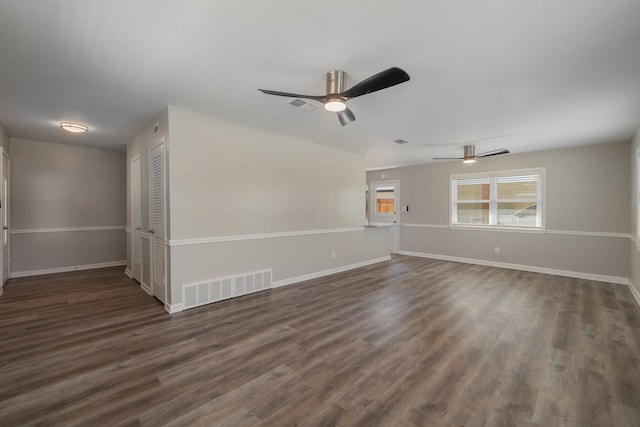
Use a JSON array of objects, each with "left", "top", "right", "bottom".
[
  {"left": 331, "top": 250, "right": 336, "bottom": 259},
  {"left": 494, "top": 247, "right": 500, "bottom": 254}
]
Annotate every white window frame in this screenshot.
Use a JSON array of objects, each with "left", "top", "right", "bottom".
[{"left": 450, "top": 167, "right": 545, "bottom": 231}]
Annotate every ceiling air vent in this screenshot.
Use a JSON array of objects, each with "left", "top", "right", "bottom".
[
  {"left": 394, "top": 139, "right": 409, "bottom": 144},
  {"left": 287, "top": 98, "right": 318, "bottom": 111}
]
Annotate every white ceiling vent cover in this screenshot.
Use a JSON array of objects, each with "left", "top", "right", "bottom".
[{"left": 287, "top": 98, "right": 319, "bottom": 111}]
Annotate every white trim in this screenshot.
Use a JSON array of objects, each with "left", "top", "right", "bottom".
[
  {"left": 125, "top": 228, "right": 131, "bottom": 234},
  {"left": 400, "top": 223, "right": 631, "bottom": 239},
  {"left": 545, "top": 229, "right": 630, "bottom": 239},
  {"left": 140, "top": 281, "right": 151, "bottom": 295},
  {"left": 168, "top": 227, "right": 365, "bottom": 246},
  {"left": 141, "top": 232, "right": 151, "bottom": 240},
  {"left": 402, "top": 223, "right": 450, "bottom": 229},
  {"left": 272, "top": 256, "right": 391, "bottom": 288},
  {"left": 124, "top": 267, "right": 133, "bottom": 278},
  {"left": 628, "top": 279, "right": 640, "bottom": 308},
  {"left": 11, "top": 260, "right": 127, "bottom": 279},
  {"left": 399, "top": 251, "right": 628, "bottom": 285},
  {"left": 11, "top": 226, "right": 126, "bottom": 234},
  {"left": 166, "top": 303, "right": 183, "bottom": 314}
]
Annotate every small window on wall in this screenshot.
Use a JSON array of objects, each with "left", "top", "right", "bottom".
[
  {"left": 375, "top": 187, "right": 395, "bottom": 214},
  {"left": 451, "top": 168, "right": 544, "bottom": 229}
]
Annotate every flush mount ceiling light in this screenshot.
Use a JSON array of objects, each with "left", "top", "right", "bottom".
[{"left": 59, "top": 122, "right": 88, "bottom": 133}]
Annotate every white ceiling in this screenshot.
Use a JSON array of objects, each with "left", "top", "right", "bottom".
[{"left": 1, "top": 1, "right": 639, "bottom": 170}]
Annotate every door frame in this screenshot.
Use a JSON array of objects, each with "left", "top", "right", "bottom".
[
  {"left": 130, "top": 154, "right": 143, "bottom": 284},
  {"left": 369, "top": 180, "right": 400, "bottom": 254}
]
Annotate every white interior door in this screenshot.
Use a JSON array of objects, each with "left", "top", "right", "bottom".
[
  {"left": 131, "top": 155, "right": 142, "bottom": 283},
  {"left": 370, "top": 181, "right": 400, "bottom": 254},
  {"left": 149, "top": 141, "right": 166, "bottom": 304},
  {"left": 1, "top": 151, "right": 9, "bottom": 285}
]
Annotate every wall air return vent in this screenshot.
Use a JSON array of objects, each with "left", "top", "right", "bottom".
[{"left": 182, "top": 269, "right": 272, "bottom": 310}]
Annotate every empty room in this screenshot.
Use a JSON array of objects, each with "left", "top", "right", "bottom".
[{"left": 1, "top": 1, "right": 639, "bottom": 426}]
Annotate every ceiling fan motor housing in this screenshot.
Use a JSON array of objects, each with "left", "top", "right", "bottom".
[
  {"left": 463, "top": 145, "right": 475, "bottom": 160},
  {"left": 326, "top": 70, "right": 347, "bottom": 96}
]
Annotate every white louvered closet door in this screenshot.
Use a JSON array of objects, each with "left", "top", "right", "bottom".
[
  {"left": 149, "top": 141, "right": 166, "bottom": 304},
  {"left": 1, "top": 152, "right": 9, "bottom": 286}
]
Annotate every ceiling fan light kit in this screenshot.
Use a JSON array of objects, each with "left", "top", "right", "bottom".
[{"left": 259, "top": 67, "right": 410, "bottom": 126}]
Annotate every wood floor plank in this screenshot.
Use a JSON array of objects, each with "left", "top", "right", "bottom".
[{"left": 0, "top": 258, "right": 639, "bottom": 426}]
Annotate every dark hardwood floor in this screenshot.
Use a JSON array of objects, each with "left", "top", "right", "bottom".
[{"left": 1, "top": 256, "right": 640, "bottom": 426}]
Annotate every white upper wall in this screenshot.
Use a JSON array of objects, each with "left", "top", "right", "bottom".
[{"left": 167, "top": 106, "right": 366, "bottom": 240}]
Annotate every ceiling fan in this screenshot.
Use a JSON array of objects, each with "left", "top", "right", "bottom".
[
  {"left": 433, "top": 145, "right": 510, "bottom": 164},
  {"left": 258, "top": 67, "right": 410, "bottom": 126}
]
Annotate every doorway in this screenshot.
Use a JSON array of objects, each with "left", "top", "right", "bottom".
[{"left": 369, "top": 180, "right": 400, "bottom": 254}]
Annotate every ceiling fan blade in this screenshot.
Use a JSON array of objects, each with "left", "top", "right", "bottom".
[
  {"left": 433, "top": 157, "right": 463, "bottom": 160},
  {"left": 476, "top": 149, "right": 510, "bottom": 158},
  {"left": 337, "top": 108, "right": 356, "bottom": 126},
  {"left": 258, "top": 89, "right": 325, "bottom": 102},
  {"left": 340, "top": 67, "right": 410, "bottom": 99}
]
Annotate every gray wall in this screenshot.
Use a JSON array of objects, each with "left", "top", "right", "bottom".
[
  {"left": 164, "top": 106, "right": 388, "bottom": 309},
  {"left": 10, "top": 138, "right": 126, "bottom": 275},
  {"left": 368, "top": 141, "right": 630, "bottom": 281}
]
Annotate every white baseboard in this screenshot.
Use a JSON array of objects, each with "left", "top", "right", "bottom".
[
  {"left": 11, "top": 260, "right": 127, "bottom": 279},
  {"left": 124, "top": 268, "right": 133, "bottom": 278},
  {"left": 399, "top": 251, "right": 628, "bottom": 285},
  {"left": 628, "top": 279, "right": 640, "bottom": 308},
  {"left": 166, "top": 303, "right": 183, "bottom": 314},
  {"left": 140, "top": 282, "right": 151, "bottom": 295},
  {"left": 272, "top": 256, "right": 391, "bottom": 288}
]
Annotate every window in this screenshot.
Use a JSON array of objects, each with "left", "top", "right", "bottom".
[
  {"left": 451, "top": 168, "right": 544, "bottom": 229},
  {"left": 375, "top": 187, "right": 395, "bottom": 213}
]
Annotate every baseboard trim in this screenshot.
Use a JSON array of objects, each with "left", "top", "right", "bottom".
[
  {"left": 124, "top": 268, "right": 133, "bottom": 278},
  {"left": 141, "top": 282, "right": 151, "bottom": 295},
  {"left": 399, "top": 251, "right": 628, "bottom": 285},
  {"left": 11, "top": 260, "right": 127, "bottom": 279},
  {"left": 628, "top": 279, "right": 640, "bottom": 308},
  {"left": 166, "top": 303, "right": 183, "bottom": 314},
  {"left": 272, "top": 256, "right": 391, "bottom": 288}
]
